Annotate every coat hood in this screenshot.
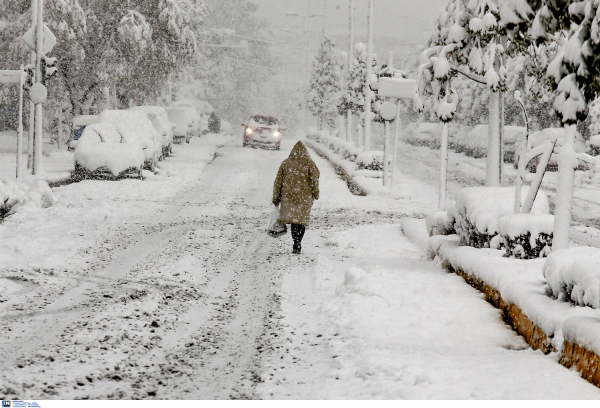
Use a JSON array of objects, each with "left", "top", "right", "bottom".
[{"left": 289, "top": 141, "right": 312, "bottom": 161}]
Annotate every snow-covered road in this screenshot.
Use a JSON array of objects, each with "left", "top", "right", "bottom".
[{"left": 1, "top": 134, "right": 599, "bottom": 399}]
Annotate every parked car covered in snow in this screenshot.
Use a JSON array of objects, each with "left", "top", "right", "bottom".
[
  {"left": 68, "top": 115, "right": 98, "bottom": 151},
  {"left": 130, "top": 106, "right": 174, "bottom": 157},
  {"left": 171, "top": 99, "right": 211, "bottom": 135},
  {"left": 166, "top": 107, "right": 194, "bottom": 144},
  {"left": 242, "top": 115, "right": 283, "bottom": 150},
  {"left": 98, "top": 110, "right": 162, "bottom": 171},
  {"left": 73, "top": 123, "right": 145, "bottom": 178}
]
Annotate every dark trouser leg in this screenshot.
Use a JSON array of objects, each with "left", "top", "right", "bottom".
[{"left": 291, "top": 224, "right": 305, "bottom": 253}]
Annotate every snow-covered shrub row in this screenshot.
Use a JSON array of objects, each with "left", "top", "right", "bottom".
[
  {"left": 305, "top": 128, "right": 362, "bottom": 164},
  {"left": 0, "top": 179, "right": 57, "bottom": 219},
  {"left": 401, "top": 122, "right": 442, "bottom": 149},
  {"left": 451, "top": 125, "right": 525, "bottom": 163},
  {"left": 497, "top": 214, "right": 554, "bottom": 259},
  {"left": 425, "top": 211, "right": 455, "bottom": 237},
  {"left": 543, "top": 247, "right": 600, "bottom": 309},
  {"left": 451, "top": 186, "right": 550, "bottom": 253},
  {"left": 355, "top": 151, "right": 384, "bottom": 171}
]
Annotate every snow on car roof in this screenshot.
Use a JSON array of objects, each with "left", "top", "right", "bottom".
[
  {"left": 73, "top": 115, "right": 99, "bottom": 127},
  {"left": 130, "top": 106, "right": 169, "bottom": 119}
]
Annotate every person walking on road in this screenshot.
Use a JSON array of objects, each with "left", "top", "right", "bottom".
[{"left": 272, "top": 141, "right": 320, "bottom": 254}]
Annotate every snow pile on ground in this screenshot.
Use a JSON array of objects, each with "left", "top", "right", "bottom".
[
  {"left": 0, "top": 278, "right": 22, "bottom": 303},
  {"left": 543, "top": 247, "right": 600, "bottom": 309},
  {"left": 0, "top": 178, "right": 56, "bottom": 218}
]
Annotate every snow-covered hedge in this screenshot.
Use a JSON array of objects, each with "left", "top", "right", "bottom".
[
  {"left": 355, "top": 151, "right": 384, "bottom": 171},
  {"left": 497, "top": 214, "right": 554, "bottom": 259},
  {"left": 451, "top": 186, "right": 550, "bottom": 251},
  {"left": 0, "top": 179, "right": 57, "bottom": 219},
  {"left": 306, "top": 128, "right": 362, "bottom": 163},
  {"left": 543, "top": 247, "right": 600, "bottom": 309},
  {"left": 426, "top": 211, "right": 455, "bottom": 236}
]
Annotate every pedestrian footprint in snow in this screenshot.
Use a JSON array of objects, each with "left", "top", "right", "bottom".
[{"left": 272, "top": 141, "right": 320, "bottom": 254}]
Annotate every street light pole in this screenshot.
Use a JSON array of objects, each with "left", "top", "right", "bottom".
[
  {"left": 322, "top": 0, "right": 327, "bottom": 40},
  {"left": 363, "top": 0, "right": 374, "bottom": 152},
  {"left": 33, "top": 0, "right": 44, "bottom": 175},
  {"left": 28, "top": 0, "right": 37, "bottom": 171},
  {"left": 347, "top": 0, "right": 354, "bottom": 145}
]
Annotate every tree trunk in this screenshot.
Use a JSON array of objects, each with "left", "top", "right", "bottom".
[
  {"left": 486, "top": 91, "right": 501, "bottom": 186},
  {"left": 383, "top": 121, "right": 390, "bottom": 187},
  {"left": 347, "top": 111, "right": 353, "bottom": 144},
  {"left": 439, "top": 122, "right": 449, "bottom": 211},
  {"left": 552, "top": 124, "right": 578, "bottom": 251}
]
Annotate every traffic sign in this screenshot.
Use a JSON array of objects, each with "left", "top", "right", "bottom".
[
  {"left": 22, "top": 23, "right": 56, "bottom": 55},
  {"left": 0, "top": 70, "right": 22, "bottom": 84},
  {"left": 29, "top": 83, "right": 48, "bottom": 104}
]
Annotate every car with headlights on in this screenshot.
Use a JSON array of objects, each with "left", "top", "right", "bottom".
[{"left": 242, "top": 115, "right": 283, "bottom": 150}]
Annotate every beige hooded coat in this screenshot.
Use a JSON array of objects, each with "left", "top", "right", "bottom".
[{"left": 272, "top": 141, "right": 320, "bottom": 226}]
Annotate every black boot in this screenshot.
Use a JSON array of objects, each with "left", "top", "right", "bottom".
[{"left": 292, "top": 241, "right": 301, "bottom": 254}]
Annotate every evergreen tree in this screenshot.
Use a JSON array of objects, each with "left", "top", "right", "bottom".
[
  {"left": 307, "top": 37, "right": 342, "bottom": 130},
  {"left": 339, "top": 42, "right": 368, "bottom": 126}
]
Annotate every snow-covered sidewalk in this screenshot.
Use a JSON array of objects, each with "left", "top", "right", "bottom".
[{"left": 257, "top": 142, "right": 600, "bottom": 399}]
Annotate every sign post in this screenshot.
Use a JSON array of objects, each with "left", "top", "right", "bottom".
[
  {"left": 17, "top": 66, "right": 24, "bottom": 178},
  {"left": 0, "top": 69, "right": 26, "bottom": 178},
  {"left": 21, "top": 0, "right": 56, "bottom": 175},
  {"left": 376, "top": 70, "right": 416, "bottom": 188}
]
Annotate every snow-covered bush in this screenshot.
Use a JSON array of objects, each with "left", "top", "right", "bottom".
[
  {"left": 426, "top": 211, "right": 456, "bottom": 237},
  {"left": 0, "top": 179, "right": 57, "bottom": 219},
  {"left": 543, "top": 247, "right": 600, "bottom": 309},
  {"left": 451, "top": 186, "right": 549, "bottom": 249},
  {"left": 356, "top": 151, "right": 384, "bottom": 171},
  {"left": 497, "top": 214, "right": 553, "bottom": 259}
]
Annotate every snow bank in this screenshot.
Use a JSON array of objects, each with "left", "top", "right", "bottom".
[
  {"left": 220, "top": 120, "right": 233, "bottom": 135},
  {"left": 0, "top": 278, "right": 22, "bottom": 302},
  {"left": 543, "top": 247, "right": 600, "bottom": 309},
  {"left": 0, "top": 178, "right": 56, "bottom": 218},
  {"left": 403, "top": 215, "right": 600, "bottom": 359},
  {"left": 562, "top": 316, "right": 600, "bottom": 358}
]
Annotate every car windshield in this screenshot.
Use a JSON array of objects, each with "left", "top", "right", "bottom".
[{"left": 250, "top": 116, "right": 278, "bottom": 126}]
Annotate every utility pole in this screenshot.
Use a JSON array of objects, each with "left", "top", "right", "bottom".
[
  {"left": 28, "top": 0, "right": 37, "bottom": 171},
  {"left": 363, "top": 0, "right": 374, "bottom": 151},
  {"left": 306, "top": 0, "right": 311, "bottom": 128},
  {"left": 33, "top": 0, "right": 44, "bottom": 175},
  {"left": 322, "top": 0, "right": 327, "bottom": 40},
  {"left": 347, "top": 0, "right": 354, "bottom": 145}
]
